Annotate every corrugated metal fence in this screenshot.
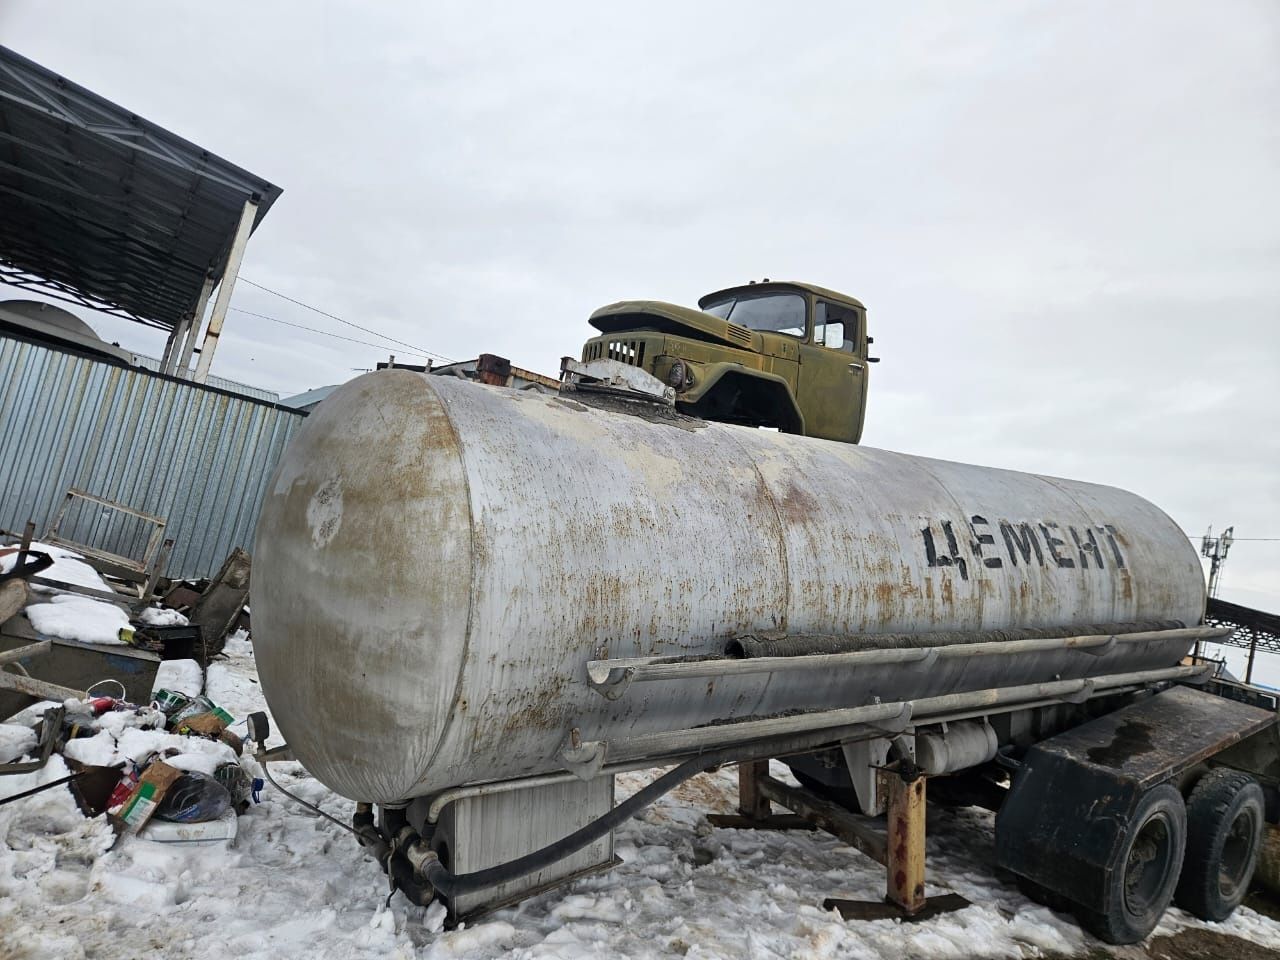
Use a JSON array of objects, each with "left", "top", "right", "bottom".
[{"left": 0, "top": 334, "right": 306, "bottom": 578}]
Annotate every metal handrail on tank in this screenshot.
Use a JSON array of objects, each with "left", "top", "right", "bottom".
[
  {"left": 571, "top": 663, "right": 1211, "bottom": 768},
  {"left": 426, "top": 661, "right": 1211, "bottom": 826},
  {"left": 584, "top": 626, "right": 1230, "bottom": 700}
]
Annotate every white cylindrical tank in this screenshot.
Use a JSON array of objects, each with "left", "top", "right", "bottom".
[{"left": 253, "top": 372, "right": 1204, "bottom": 803}]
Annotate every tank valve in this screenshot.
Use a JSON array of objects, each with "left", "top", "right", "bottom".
[{"left": 406, "top": 843, "right": 439, "bottom": 880}]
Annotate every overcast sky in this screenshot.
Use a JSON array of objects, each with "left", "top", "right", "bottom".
[{"left": 4, "top": 2, "right": 1278, "bottom": 660}]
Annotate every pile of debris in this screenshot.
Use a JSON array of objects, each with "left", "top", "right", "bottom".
[
  {"left": 1, "top": 524, "right": 251, "bottom": 716},
  {"left": 3, "top": 682, "right": 262, "bottom": 843},
  {"left": 1, "top": 522, "right": 259, "bottom": 847}
]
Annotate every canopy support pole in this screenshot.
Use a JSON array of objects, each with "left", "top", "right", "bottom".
[
  {"left": 193, "top": 199, "right": 256, "bottom": 383},
  {"left": 174, "top": 274, "right": 215, "bottom": 377}
]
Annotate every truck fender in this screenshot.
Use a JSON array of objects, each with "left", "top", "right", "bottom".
[{"left": 680, "top": 365, "right": 805, "bottom": 434}]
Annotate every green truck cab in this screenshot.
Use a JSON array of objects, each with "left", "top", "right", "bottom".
[{"left": 580, "top": 280, "right": 875, "bottom": 444}]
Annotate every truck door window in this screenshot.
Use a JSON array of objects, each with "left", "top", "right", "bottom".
[
  {"left": 701, "top": 293, "right": 806, "bottom": 338},
  {"left": 814, "top": 301, "right": 857, "bottom": 351}
]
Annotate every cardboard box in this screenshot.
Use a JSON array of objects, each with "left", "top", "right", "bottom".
[
  {"left": 114, "top": 761, "right": 182, "bottom": 833},
  {"left": 177, "top": 710, "right": 232, "bottom": 737}
]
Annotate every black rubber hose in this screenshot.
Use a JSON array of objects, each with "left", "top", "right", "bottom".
[
  {"left": 421, "top": 752, "right": 715, "bottom": 896},
  {"left": 390, "top": 855, "right": 435, "bottom": 906},
  {"left": 421, "top": 732, "right": 823, "bottom": 897}
]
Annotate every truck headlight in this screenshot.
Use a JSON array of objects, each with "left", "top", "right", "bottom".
[{"left": 667, "top": 360, "right": 689, "bottom": 390}]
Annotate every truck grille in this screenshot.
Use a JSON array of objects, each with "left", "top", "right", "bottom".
[{"left": 584, "top": 340, "right": 646, "bottom": 367}]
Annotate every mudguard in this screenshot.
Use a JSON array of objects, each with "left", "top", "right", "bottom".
[{"left": 995, "top": 684, "right": 1276, "bottom": 911}]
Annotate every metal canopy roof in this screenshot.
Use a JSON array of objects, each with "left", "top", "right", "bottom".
[{"left": 0, "top": 45, "right": 281, "bottom": 331}]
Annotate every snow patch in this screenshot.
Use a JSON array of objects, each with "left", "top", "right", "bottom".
[
  {"left": 0, "top": 723, "right": 36, "bottom": 763},
  {"left": 0, "top": 541, "right": 110, "bottom": 593},
  {"left": 139, "top": 606, "right": 189, "bottom": 627},
  {"left": 26, "top": 594, "right": 129, "bottom": 645},
  {"left": 153, "top": 658, "right": 203, "bottom": 698}
]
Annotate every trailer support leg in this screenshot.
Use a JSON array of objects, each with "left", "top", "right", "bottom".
[
  {"left": 885, "top": 764, "right": 927, "bottom": 914},
  {"left": 823, "top": 761, "right": 968, "bottom": 922},
  {"left": 705, "top": 759, "right": 820, "bottom": 832},
  {"left": 705, "top": 757, "right": 967, "bottom": 922}
]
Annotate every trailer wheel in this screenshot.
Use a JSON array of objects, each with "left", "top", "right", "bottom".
[
  {"left": 1175, "top": 769, "right": 1264, "bottom": 922},
  {"left": 1081, "top": 783, "right": 1186, "bottom": 945}
]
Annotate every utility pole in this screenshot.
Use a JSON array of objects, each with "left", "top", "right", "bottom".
[
  {"left": 1197, "top": 525, "right": 1235, "bottom": 667},
  {"left": 1201, "top": 525, "right": 1234, "bottom": 599}
]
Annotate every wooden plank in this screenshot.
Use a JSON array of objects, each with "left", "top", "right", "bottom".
[
  {"left": 884, "top": 768, "right": 927, "bottom": 914},
  {"left": 0, "top": 640, "right": 50, "bottom": 666},
  {"left": 0, "top": 669, "right": 85, "bottom": 702},
  {"left": 706, "top": 813, "right": 816, "bottom": 831},
  {"left": 756, "top": 775, "right": 888, "bottom": 865},
  {"left": 737, "top": 759, "right": 772, "bottom": 819}
]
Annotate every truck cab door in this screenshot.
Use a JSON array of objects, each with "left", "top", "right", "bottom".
[{"left": 795, "top": 300, "right": 868, "bottom": 443}]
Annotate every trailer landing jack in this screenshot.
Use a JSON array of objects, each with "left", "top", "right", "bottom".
[{"left": 707, "top": 758, "right": 970, "bottom": 922}]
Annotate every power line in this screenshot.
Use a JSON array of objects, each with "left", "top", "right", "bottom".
[
  {"left": 1187, "top": 536, "right": 1280, "bottom": 542},
  {"left": 228, "top": 307, "right": 441, "bottom": 361},
  {"left": 239, "top": 276, "right": 455, "bottom": 363}
]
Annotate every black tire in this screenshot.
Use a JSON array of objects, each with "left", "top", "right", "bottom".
[
  {"left": 1175, "top": 769, "right": 1265, "bottom": 922},
  {"left": 1081, "top": 783, "right": 1186, "bottom": 945}
]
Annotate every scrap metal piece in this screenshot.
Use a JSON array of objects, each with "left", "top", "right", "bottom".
[
  {"left": 560, "top": 357, "right": 675, "bottom": 405},
  {"left": 0, "top": 705, "right": 64, "bottom": 776},
  {"left": 190, "top": 547, "right": 251, "bottom": 662}
]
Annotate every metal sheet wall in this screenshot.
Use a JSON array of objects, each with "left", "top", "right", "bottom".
[{"left": 0, "top": 334, "right": 306, "bottom": 578}]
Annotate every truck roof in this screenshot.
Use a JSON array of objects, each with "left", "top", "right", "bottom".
[{"left": 698, "top": 280, "right": 866, "bottom": 312}]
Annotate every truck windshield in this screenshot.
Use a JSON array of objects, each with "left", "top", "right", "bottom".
[{"left": 702, "top": 293, "right": 806, "bottom": 337}]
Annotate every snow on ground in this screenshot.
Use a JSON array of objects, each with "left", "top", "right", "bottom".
[
  {"left": 5, "top": 630, "right": 1280, "bottom": 958},
  {"left": 0, "top": 723, "right": 36, "bottom": 763},
  {"left": 154, "top": 658, "right": 205, "bottom": 698}
]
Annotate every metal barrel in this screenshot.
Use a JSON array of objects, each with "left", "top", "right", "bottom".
[{"left": 253, "top": 371, "right": 1204, "bottom": 803}]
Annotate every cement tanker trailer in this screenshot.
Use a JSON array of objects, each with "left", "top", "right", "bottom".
[{"left": 252, "top": 370, "right": 1277, "bottom": 944}]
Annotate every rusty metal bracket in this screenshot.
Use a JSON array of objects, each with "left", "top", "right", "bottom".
[
  {"left": 1060, "top": 679, "right": 1096, "bottom": 704},
  {"left": 1080, "top": 636, "right": 1116, "bottom": 657},
  {"left": 560, "top": 727, "right": 607, "bottom": 780}
]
